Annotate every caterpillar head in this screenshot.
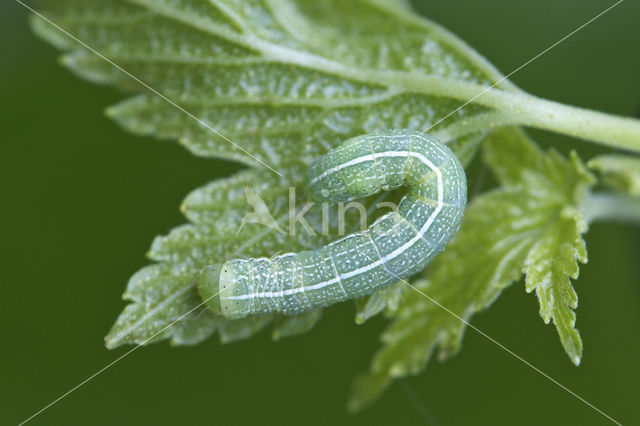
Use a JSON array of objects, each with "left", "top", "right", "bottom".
[
  {"left": 198, "top": 264, "right": 223, "bottom": 315},
  {"left": 199, "top": 262, "right": 252, "bottom": 320}
]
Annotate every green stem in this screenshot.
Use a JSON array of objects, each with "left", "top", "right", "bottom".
[
  {"left": 483, "top": 91, "right": 640, "bottom": 153},
  {"left": 392, "top": 74, "right": 640, "bottom": 152},
  {"left": 581, "top": 192, "right": 640, "bottom": 224}
]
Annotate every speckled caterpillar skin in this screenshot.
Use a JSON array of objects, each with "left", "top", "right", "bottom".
[{"left": 201, "top": 130, "right": 467, "bottom": 319}]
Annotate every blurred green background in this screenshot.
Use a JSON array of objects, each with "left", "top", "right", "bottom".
[{"left": 1, "top": 0, "right": 639, "bottom": 424}]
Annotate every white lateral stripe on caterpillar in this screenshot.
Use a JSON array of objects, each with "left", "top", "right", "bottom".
[{"left": 222, "top": 150, "right": 443, "bottom": 301}]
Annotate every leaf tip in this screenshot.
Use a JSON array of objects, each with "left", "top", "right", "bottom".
[{"left": 104, "top": 332, "right": 120, "bottom": 350}]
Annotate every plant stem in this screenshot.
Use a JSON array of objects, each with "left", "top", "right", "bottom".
[
  {"left": 392, "top": 74, "right": 640, "bottom": 152},
  {"left": 483, "top": 91, "right": 640, "bottom": 153},
  {"left": 581, "top": 192, "right": 640, "bottom": 224}
]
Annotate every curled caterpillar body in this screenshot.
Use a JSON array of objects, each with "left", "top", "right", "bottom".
[{"left": 199, "top": 130, "right": 467, "bottom": 319}]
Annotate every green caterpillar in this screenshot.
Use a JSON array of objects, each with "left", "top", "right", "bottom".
[{"left": 199, "top": 130, "right": 467, "bottom": 319}]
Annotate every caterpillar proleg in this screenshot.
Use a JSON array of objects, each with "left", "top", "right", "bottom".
[{"left": 199, "top": 130, "right": 467, "bottom": 319}]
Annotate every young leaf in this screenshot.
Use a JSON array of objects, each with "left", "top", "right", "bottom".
[
  {"left": 523, "top": 205, "right": 586, "bottom": 365},
  {"left": 349, "top": 128, "right": 595, "bottom": 410},
  {"left": 588, "top": 154, "right": 640, "bottom": 197}
]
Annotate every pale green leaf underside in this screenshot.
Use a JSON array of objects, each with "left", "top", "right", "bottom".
[{"left": 32, "top": 0, "right": 599, "bottom": 410}]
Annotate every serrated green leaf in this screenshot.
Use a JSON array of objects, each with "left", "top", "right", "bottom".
[
  {"left": 523, "top": 205, "right": 587, "bottom": 365},
  {"left": 588, "top": 154, "right": 640, "bottom": 197},
  {"left": 349, "top": 128, "right": 595, "bottom": 410}
]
